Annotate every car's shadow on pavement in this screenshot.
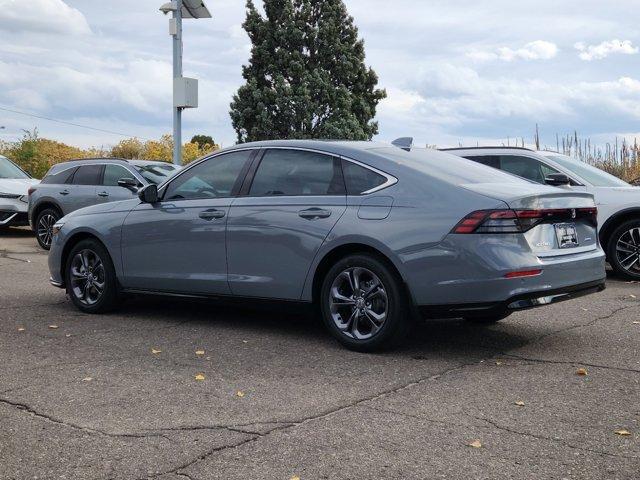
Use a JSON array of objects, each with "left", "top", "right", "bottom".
[{"left": 114, "top": 294, "right": 531, "bottom": 359}]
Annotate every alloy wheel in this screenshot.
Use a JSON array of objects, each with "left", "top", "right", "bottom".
[
  {"left": 329, "top": 267, "right": 388, "bottom": 340},
  {"left": 615, "top": 227, "right": 640, "bottom": 275},
  {"left": 69, "top": 249, "right": 106, "bottom": 306},
  {"left": 37, "top": 214, "right": 56, "bottom": 248}
]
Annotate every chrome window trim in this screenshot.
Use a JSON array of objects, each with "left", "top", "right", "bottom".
[{"left": 159, "top": 146, "right": 399, "bottom": 199}]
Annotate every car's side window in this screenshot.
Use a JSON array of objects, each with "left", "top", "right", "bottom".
[
  {"left": 72, "top": 164, "right": 103, "bottom": 186},
  {"left": 103, "top": 165, "right": 135, "bottom": 187},
  {"left": 41, "top": 167, "right": 78, "bottom": 185},
  {"left": 164, "top": 150, "right": 253, "bottom": 200},
  {"left": 464, "top": 155, "right": 500, "bottom": 169},
  {"left": 498, "top": 155, "right": 560, "bottom": 184},
  {"left": 342, "top": 160, "right": 387, "bottom": 195},
  {"left": 249, "top": 149, "right": 345, "bottom": 196}
]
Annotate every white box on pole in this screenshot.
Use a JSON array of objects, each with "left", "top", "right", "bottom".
[{"left": 173, "top": 77, "right": 198, "bottom": 108}]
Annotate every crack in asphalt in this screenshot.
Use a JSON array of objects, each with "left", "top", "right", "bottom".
[
  {"left": 502, "top": 353, "right": 640, "bottom": 374},
  {"left": 0, "top": 397, "right": 173, "bottom": 442},
  {"left": 0, "top": 249, "right": 34, "bottom": 263},
  {"left": 530, "top": 304, "right": 638, "bottom": 344},
  {"left": 141, "top": 357, "right": 493, "bottom": 479},
  {"left": 469, "top": 414, "right": 639, "bottom": 461}
]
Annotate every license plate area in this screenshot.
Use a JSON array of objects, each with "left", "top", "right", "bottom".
[{"left": 555, "top": 223, "right": 579, "bottom": 249}]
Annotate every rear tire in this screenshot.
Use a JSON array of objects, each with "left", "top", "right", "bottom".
[
  {"left": 65, "top": 239, "right": 120, "bottom": 314},
  {"left": 607, "top": 219, "right": 640, "bottom": 281},
  {"left": 35, "top": 208, "right": 61, "bottom": 250},
  {"left": 464, "top": 311, "right": 512, "bottom": 324},
  {"left": 320, "top": 254, "right": 411, "bottom": 352}
]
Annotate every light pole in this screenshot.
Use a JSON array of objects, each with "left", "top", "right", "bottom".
[{"left": 159, "top": 0, "right": 211, "bottom": 165}]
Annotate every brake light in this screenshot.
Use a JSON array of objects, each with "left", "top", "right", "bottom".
[
  {"left": 27, "top": 187, "right": 36, "bottom": 196},
  {"left": 451, "top": 207, "right": 598, "bottom": 234}
]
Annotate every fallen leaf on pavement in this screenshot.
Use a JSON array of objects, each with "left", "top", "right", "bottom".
[
  {"left": 17, "top": 327, "right": 25, "bottom": 332},
  {"left": 236, "top": 390, "right": 245, "bottom": 398},
  {"left": 290, "top": 476, "right": 301, "bottom": 480},
  {"left": 576, "top": 368, "right": 588, "bottom": 376},
  {"left": 151, "top": 348, "right": 162, "bottom": 354},
  {"left": 82, "top": 377, "right": 93, "bottom": 382},
  {"left": 195, "top": 373, "right": 205, "bottom": 381},
  {"left": 65, "top": 334, "right": 72, "bottom": 337},
  {"left": 514, "top": 401, "right": 525, "bottom": 406},
  {"left": 633, "top": 321, "right": 640, "bottom": 325},
  {"left": 495, "top": 361, "right": 504, "bottom": 365},
  {"left": 615, "top": 429, "right": 631, "bottom": 436},
  {"left": 242, "top": 340, "right": 248, "bottom": 344},
  {"left": 468, "top": 439, "right": 482, "bottom": 448},
  {"left": 195, "top": 350, "right": 205, "bottom": 356},
  {"left": 630, "top": 294, "right": 637, "bottom": 299},
  {"left": 48, "top": 325, "right": 59, "bottom": 329}
]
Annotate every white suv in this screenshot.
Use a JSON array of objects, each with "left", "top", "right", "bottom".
[
  {"left": 445, "top": 147, "right": 640, "bottom": 280},
  {"left": 0, "top": 155, "right": 39, "bottom": 230}
]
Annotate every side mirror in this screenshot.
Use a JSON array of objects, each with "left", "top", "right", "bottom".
[
  {"left": 545, "top": 173, "right": 571, "bottom": 186},
  {"left": 138, "top": 184, "right": 158, "bottom": 203},
  {"left": 117, "top": 177, "right": 139, "bottom": 190}
]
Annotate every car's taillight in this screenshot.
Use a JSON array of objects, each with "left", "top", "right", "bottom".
[
  {"left": 27, "top": 187, "right": 36, "bottom": 196},
  {"left": 451, "top": 207, "right": 598, "bottom": 234}
]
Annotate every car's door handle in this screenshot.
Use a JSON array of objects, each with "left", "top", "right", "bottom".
[
  {"left": 97, "top": 191, "right": 109, "bottom": 198},
  {"left": 199, "top": 209, "right": 226, "bottom": 220},
  {"left": 298, "top": 208, "right": 332, "bottom": 220},
  {"left": 59, "top": 190, "right": 70, "bottom": 196}
]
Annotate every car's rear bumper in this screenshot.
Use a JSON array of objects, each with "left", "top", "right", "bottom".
[{"left": 419, "top": 279, "right": 606, "bottom": 319}]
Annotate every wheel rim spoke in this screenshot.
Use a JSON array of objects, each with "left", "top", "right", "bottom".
[
  {"left": 329, "top": 266, "right": 388, "bottom": 341},
  {"left": 69, "top": 249, "right": 106, "bottom": 307},
  {"left": 616, "top": 228, "right": 640, "bottom": 273}
]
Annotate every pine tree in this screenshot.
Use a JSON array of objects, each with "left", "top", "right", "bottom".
[{"left": 230, "top": 0, "right": 386, "bottom": 143}]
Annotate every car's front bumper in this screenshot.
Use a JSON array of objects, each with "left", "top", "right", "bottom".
[
  {"left": 0, "top": 204, "right": 29, "bottom": 227},
  {"left": 419, "top": 279, "right": 606, "bottom": 319}
]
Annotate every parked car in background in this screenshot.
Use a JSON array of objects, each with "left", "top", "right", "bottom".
[
  {"left": 29, "top": 158, "right": 181, "bottom": 249},
  {"left": 0, "top": 155, "right": 39, "bottom": 230},
  {"left": 444, "top": 147, "right": 640, "bottom": 280},
  {"left": 47, "top": 140, "right": 605, "bottom": 351}
]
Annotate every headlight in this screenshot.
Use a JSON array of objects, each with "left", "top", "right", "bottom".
[
  {"left": 0, "top": 192, "right": 21, "bottom": 199},
  {"left": 52, "top": 221, "right": 65, "bottom": 235}
]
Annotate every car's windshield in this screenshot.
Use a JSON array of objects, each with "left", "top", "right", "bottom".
[
  {"left": 0, "top": 156, "right": 30, "bottom": 179},
  {"left": 134, "top": 163, "right": 180, "bottom": 185},
  {"left": 546, "top": 154, "right": 629, "bottom": 187}
]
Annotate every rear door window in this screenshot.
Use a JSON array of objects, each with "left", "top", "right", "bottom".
[
  {"left": 41, "top": 167, "right": 78, "bottom": 185},
  {"left": 72, "top": 164, "right": 103, "bottom": 186},
  {"left": 249, "top": 149, "right": 345, "bottom": 196}
]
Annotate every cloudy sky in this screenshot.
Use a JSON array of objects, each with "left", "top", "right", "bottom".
[{"left": 0, "top": 0, "right": 638, "bottom": 150}]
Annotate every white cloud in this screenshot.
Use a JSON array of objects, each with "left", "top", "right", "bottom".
[
  {"left": 575, "top": 39, "right": 639, "bottom": 61},
  {"left": 468, "top": 40, "right": 558, "bottom": 62},
  {"left": 0, "top": 0, "right": 91, "bottom": 35}
]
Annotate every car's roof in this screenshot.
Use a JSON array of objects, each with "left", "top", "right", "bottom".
[
  {"left": 440, "top": 146, "right": 535, "bottom": 153},
  {"left": 222, "top": 139, "right": 390, "bottom": 157}
]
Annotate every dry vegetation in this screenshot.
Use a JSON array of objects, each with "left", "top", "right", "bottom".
[{"left": 0, "top": 129, "right": 219, "bottom": 179}]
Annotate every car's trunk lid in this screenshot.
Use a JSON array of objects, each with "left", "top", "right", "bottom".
[{"left": 462, "top": 183, "right": 599, "bottom": 256}]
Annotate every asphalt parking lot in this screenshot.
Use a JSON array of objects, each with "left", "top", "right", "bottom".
[{"left": 0, "top": 229, "right": 638, "bottom": 480}]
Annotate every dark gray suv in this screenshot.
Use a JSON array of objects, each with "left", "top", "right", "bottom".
[{"left": 29, "top": 159, "right": 181, "bottom": 249}]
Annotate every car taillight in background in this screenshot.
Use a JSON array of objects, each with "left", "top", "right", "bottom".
[
  {"left": 28, "top": 187, "right": 37, "bottom": 196},
  {"left": 451, "top": 208, "right": 598, "bottom": 234}
]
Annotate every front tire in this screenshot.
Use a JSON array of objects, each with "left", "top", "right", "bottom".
[
  {"left": 320, "top": 254, "right": 411, "bottom": 352},
  {"left": 65, "top": 239, "right": 120, "bottom": 313},
  {"left": 607, "top": 219, "right": 640, "bottom": 281},
  {"left": 35, "top": 208, "right": 61, "bottom": 250}
]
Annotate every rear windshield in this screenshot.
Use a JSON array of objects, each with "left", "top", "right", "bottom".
[
  {"left": 0, "top": 156, "right": 30, "bottom": 179},
  {"left": 371, "top": 147, "right": 531, "bottom": 185}
]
